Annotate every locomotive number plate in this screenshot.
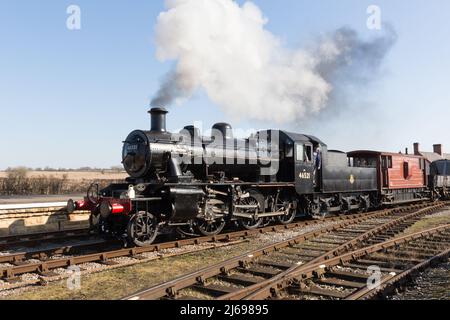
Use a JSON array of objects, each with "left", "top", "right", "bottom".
[{"left": 299, "top": 171, "right": 311, "bottom": 179}]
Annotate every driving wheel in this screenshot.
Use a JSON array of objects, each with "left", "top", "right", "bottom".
[
  {"left": 195, "top": 199, "right": 226, "bottom": 236},
  {"left": 127, "top": 211, "right": 159, "bottom": 247},
  {"left": 236, "top": 190, "right": 264, "bottom": 230}
]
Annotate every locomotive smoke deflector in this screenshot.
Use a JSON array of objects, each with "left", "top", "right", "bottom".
[{"left": 149, "top": 107, "right": 168, "bottom": 133}]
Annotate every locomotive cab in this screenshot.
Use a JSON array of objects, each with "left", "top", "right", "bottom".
[{"left": 272, "top": 131, "right": 323, "bottom": 195}]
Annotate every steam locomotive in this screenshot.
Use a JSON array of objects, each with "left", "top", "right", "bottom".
[{"left": 67, "top": 107, "right": 448, "bottom": 246}]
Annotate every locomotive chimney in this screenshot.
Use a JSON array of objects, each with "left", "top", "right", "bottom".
[
  {"left": 413, "top": 143, "right": 420, "bottom": 156},
  {"left": 433, "top": 144, "right": 443, "bottom": 156},
  {"left": 149, "top": 107, "right": 168, "bottom": 133}
]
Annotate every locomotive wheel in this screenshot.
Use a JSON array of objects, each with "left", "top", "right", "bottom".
[
  {"left": 195, "top": 198, "right": 227, "bottom": 236},
  {"left": 127, "top": 211, "right": 159, "bottom": 247},
  {"left": 195, "top": 219, "right": 226, "bottom": 236},
  {"left": 239, "top": 216, "right": 263, "bottom": 230},
  {"left": 237, "top": 190, "right": 264, "bottom": 230},
  {"left": 261, "top": 217, "right": 273, "bottom": 227},
  {"left": 275, "top": 198, "right": 296, "bottom": 225},
  {"left": 310, "top": 200, "right": 329, "bottom": 219},
  {"left": 359, "top": 197, "right": 370, "bottom": 213},
  {"left": 341, "top": 199, "right": 350, "bottom": 215}
]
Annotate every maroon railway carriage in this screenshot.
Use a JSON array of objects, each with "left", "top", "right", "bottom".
[{"left": 347, "top": 151, "right": 429, "bottom": 205}]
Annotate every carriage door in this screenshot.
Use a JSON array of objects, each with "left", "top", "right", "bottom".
[
  {"left": 381, "top": 156, "right": 390, "bottom": 188},
  {"left": 295, "top": 143, "right": 314, "bottom": 194}
]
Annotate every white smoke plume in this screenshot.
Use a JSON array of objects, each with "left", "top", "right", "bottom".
[{"left": 151, "top": 0, "right": 397, "bottom": 123}]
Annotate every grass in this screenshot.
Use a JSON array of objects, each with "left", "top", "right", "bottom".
[
  {"left": 2, "top": 241, "right": 261, "bottom": 300},
  {"left": 402, "top": 209, "right": 450, "bottom": 235}
]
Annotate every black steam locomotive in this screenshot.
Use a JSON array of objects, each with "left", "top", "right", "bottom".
[{"left": 67, "top": 108, "right": 439, "bottom": 246}]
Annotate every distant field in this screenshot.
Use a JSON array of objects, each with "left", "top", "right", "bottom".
[
  {"left": 0, "top": 170, "right": 129, "bottom": 196},
  {"left": 0, "top": 170, "right": 128, "bottom": 181}
]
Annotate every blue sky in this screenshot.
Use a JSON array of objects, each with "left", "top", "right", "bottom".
[{"left": 0, "top": 0, "right": 449, "bottom": 169}]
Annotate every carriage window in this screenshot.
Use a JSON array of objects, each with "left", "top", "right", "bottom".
[
  {"left": 388, "top": 156, "right": 393, "bottom": 168},
  {"left": 403, "top": 162, "right": 410, "bottom": 179},
  {"left": 382, "top": 157, "right": 387, "bottom": 169},
  {"left": 296, "top": 145, "right": 304, "bottom": 162}
]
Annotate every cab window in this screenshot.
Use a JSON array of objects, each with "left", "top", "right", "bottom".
[
  {"left": 354, "top": 157, "right": 377, "bottom": 168},
  {"left": 296, "top": 145, "right": 304, "bottom": 162},
  {"left": 348, "top": 157, "right": 354, "bottom": 167},
  {"left": 305, "top": 145, "right": 313, "bottom": 162},
  {"left": 285, "top": 142, "right": 294, "bottom": 158}
]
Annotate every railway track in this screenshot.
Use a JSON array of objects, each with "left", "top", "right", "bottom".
[
  {"left": 0, "top": 229, "right": 94, "bottom": 251},
  {"left": 122, "top": 202, "right": 447, "bottom": 300},
  {"left": 244, "top": 224, "right": 450, "bottom": 300},
  {"left": 0, "top": 205, "right": 385, "bottom": 251},
  {"left": 0, "top": 203, "right": 437, "bottom": 287},
  {"left": 0, "top": 206, "right": 400, "bottom": 284}
]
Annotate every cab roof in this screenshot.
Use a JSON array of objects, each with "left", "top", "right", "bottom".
[
  {"left": 348, "top": 150, "right": 425, "bottom": 159},
  {"left": 257, "top": 130, "right": 327, "bottom": 146}
]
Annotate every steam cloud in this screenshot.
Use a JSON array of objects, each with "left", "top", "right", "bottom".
[{"left": 151, "top": 0, "right": 397, "bottom": 123}]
